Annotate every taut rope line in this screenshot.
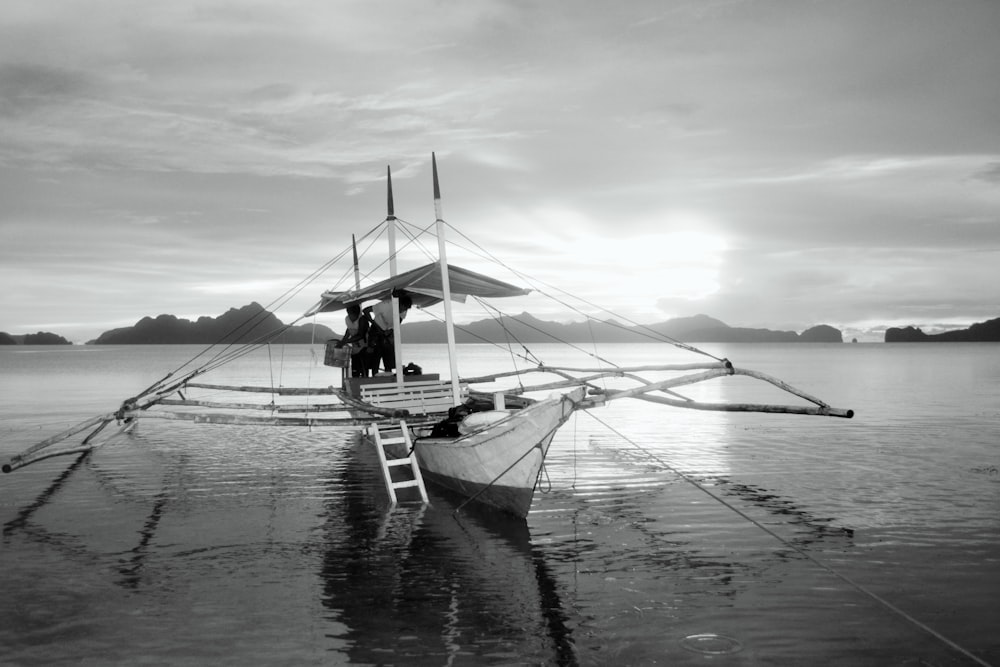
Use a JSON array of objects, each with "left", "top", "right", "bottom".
[{"left": 580, "top": 409, "right": 992, "bottom": 667}]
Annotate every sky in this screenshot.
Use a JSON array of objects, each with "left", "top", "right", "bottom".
[{"left": 2, "top": 0, "right": 998, "bottom": 344}]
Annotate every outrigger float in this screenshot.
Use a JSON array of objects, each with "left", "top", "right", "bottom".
[{"left": 2, "top": 154, "right": 853, "bottom": 519}]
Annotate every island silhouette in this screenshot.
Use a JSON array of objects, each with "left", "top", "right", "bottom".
[
  {"left": 88, "top": 303, "right": 336, "bottom": 345},
  {"left": 80, "top": 306, "right": 844, "bottom": 345},
  {"left": 884, "top": 317, "right": 1000, "bottom": 342},
  {"left": 0, "top": 331, "right": 72, "bottom": 345},
  {"left": 6, "top": 308, "right": 1000, "bottom": 345}
]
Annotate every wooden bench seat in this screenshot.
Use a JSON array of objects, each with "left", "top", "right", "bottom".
[{"left": 360, "top": 380, "right": 467, "bottom": 415}]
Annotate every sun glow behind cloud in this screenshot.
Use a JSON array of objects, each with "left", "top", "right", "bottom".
[
  {"left": 494, "top": 205, "right": 729, "bottom": 322},
  {"left": 568, "top": 229, "right": 726, "bottom": 318},
  {"left": 190, "top": 279, "right": 295, "bottom": 297}
]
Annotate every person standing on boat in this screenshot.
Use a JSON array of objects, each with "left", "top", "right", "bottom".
[
  {"left": 336, "top": 303, "right": 371, "bottom": 377},
  {"left": 366, "top": 293, "right": 411, "bottom": 373}
]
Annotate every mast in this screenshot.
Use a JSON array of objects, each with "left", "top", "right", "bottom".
[
  {"left": 433, "top": 153, "right": 462, "bottom": 405},
  {"left": 351, "top": 234, "right": 361, "bottom": 290},
  {"left": 387, "top": 166, "right": 404, "bottom": 386},
  {"left": 386, "top": 164, "right": 395, "bottom": 220},
  {"left": 345, "top": 233, "right": 361, "bottom": 381},
  {"left": 386, "top": 165, "right": 398, "bottom": 280}
]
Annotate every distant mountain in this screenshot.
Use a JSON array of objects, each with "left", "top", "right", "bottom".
[
  {"left": 23, "top": 332, "right": 73, "bottom": 345},
  {"left": 799, "top": 325, "right": 844, "bottom": 343},
  {"left": 80, "top": 304, "right": 846, "bottom": 345},
  {"left": 885, "top": 317, "right": 1000, "bottom": 342},
  {"left": 400, "top": 312, "right": 843, "bottom": 344},
  {"left": 89, "top": 303, "right": 337, "bottom": 344},
  {"left": 0, "top": 331, "right": 72, "bottom": 345}
]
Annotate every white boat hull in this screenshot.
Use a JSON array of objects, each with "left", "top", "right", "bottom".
[{"left": 402, "top": 387, "right": 584, "bottom": 518}]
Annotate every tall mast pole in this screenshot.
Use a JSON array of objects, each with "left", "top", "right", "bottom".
[
  {"left": 347, "top": 233, "right": 361, "bottom": 382},
  {"left": 386, "top": 165, "right": 397, "bottom": 276},
  {"left": 387, "top": 166, "right": 404, "bottom": 386},
  {"left": 351, "top": 234, "right": 361, "bottom": 290},
  {"left": 433, "top": 153, "right": 462, "bottom": 405}
]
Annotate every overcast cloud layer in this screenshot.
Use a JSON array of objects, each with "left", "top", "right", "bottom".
[{"left": 2, "top": 0, "right": 998, "bottom": 343}]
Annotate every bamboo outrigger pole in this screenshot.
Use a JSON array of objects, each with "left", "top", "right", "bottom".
[{"left": 1, "top": 412, "right": 130, "bottom": 473}]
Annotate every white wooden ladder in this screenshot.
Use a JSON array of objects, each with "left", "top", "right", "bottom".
[{"left": 369, "top": 420, "right": 429, "bottom": 505}]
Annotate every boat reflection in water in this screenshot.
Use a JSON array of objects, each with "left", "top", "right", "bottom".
[{"left": 319, "top": 437, "right": 576, "bottom": 666}]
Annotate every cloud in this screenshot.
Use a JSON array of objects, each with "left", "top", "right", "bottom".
[
  {"left": 973, "top": 163, "right": 1000, "bottom": 185},
  {"left": 0, "top": 63, "right": 100, "bottom": 115},
  {"left": 1, "top": 0, "right": 999, "bottom": 342}
]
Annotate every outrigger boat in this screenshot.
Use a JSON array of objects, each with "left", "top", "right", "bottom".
[{"left": 2, "top": 154, "right": 853, "bottom": 519}]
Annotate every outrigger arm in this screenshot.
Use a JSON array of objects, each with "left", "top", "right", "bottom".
[{"left": 463, "top": 360, "right": 854, "bottom": 418}]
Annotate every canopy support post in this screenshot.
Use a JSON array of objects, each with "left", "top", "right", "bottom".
[
  {"left": 387, "top": 167, "right": 405, "bottom": 388},
  {"left": 433, "top": 153, "right": 463, "bottom": 406}
]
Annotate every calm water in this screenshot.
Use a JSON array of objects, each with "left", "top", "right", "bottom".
[{"left": 1, "top": 343, "right": 998, "bottom": 666}]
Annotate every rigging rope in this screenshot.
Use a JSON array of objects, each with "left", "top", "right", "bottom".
[
  {"left": 579, "top": 409, "right": 992, "bottom": 667},
  {"left": 493, "top": 304, "right": 530, "bottom": 394},
  {"left": 267, "top": 343, "right": 276, "bottom": 405},
  {"left": 305, "top": 313, "right": 320, "bottom": 425},
  {"left": 127, "top": 223, "right": 393, "bottom": 405},
  {"left": 585, "top": 318, "right": 610, "bottom": 396},
  {"left": 451, "top": 420, "right": 565, "bottom": 516},
  {"left": 416, "top": 307, "right": 541, "bottom": 370},
  {"left": 471, "top": 298, "right": 615, "bottom": 367},
  {"left": 441, "top": 221, "right": 726, "bottom": 362}
]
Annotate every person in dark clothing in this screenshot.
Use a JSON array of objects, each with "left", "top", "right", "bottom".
[{"left": 336, "top": 303, "right": 372, "bottom": 377}]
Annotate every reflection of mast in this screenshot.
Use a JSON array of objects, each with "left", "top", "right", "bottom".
[{"left": 530, "top": 547, "right": 578, "bottom": 666}]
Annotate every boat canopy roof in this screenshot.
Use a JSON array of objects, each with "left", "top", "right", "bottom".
[{"left": 309, "top": 261, "right": 531, "bottom": 314}]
